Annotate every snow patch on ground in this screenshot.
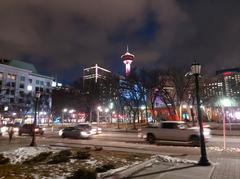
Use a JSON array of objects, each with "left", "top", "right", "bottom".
[
  {"left": 156, "top": 155, "right": 198, "bottom": 164},
  {"left": 208, "top": 146, "right": 240, "bottom": 152},
  {"left": 2, "top": 146, "right": 55, "bottom": 164},
  {"left": 85, "top": 158, "right": 98, "bottom": 166}
]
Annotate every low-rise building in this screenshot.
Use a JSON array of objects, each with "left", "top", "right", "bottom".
[{"left": 0, "top": 59, "right": 53, "bottom": 124}]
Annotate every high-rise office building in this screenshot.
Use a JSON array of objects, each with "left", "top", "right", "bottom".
[{"left": 83, "top": 64, "right": 112, "bottom": 105}]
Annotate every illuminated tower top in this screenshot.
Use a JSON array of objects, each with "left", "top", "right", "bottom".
[{"left": 121, "top": 46, "right": 135, "bottom": 77}]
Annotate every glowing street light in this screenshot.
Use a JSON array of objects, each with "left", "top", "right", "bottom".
[
  {"left": 109, "top": 102, "right": 114, "bottom": 110},
  {"left": 105, "top": 108, "right": 109, "bottom": 113},
  {"left": 221, "top": 98, "right": 232, "bottom": 107},
  {"left": 68, "top": 109, "right": 75, "bottom": 114},
  {"left": 4, "top": 106, "right": 8, "bottom": 111},
  {"left": 140, "top": 105, "right": 145, "bottom": 110},
  {"left": 97, "top": 106, "right": 102, "bottom": 112},
  {"left": 63, "top": 108, "right": 68, "bottom": 113}
]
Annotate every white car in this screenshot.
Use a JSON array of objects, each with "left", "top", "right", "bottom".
[
  {"left": 0, "top": 124, "right": 20, "bottom": 135},
  {"left": 76, "top": 123, "right": 102, "bottom": 135},
  {"left": 138, "top": 121, "right": 211, "bottom": 146},
  {"left": 59, "top": 126, "right": 92, "bottom": 139}
]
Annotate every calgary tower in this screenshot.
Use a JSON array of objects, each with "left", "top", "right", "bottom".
[{"left": 121, "top": 46, "right": 135, "bottom": 77}]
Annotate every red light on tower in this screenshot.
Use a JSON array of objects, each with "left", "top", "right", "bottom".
[{"left": 121, "top": 46, "right": 135, "bottom": 77}]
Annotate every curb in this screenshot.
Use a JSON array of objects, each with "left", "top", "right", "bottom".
[
  {"left": 208, "top": 163, "right": 216, "bottom": 179},
  {"left": 98, "top": 158, "right": 156, "bottom": 179}
]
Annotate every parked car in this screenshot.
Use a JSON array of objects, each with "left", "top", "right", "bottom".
[
  {"left": 59, "top": 126, "right": 92, "bottom": 139},
  {"left": 18, "top": 124, "right": 44, "bottom": 136},
  {"left": 138, "top": 121, "right": 211, "bottom": 146}
]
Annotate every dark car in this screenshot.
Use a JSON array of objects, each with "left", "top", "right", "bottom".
[
  {"left": 18, "top": 124, "right": 44, "bottom": 136},
  {"left": 59, "top": 126, "right": 91, "bottom": 139}
]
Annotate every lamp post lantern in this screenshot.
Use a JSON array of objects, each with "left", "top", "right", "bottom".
[
  {"left": 191, "top": 61, "right": 210, "bottom": 166},
  {"left": 30, "top": 91, "right": 41, "bottom": 147}
]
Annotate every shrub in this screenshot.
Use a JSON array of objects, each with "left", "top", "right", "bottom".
[
  {"left": 59, "top": 149, "right": 72, "bottom": 157},
  {"left": 75, "top": 150, "right": 91, "bottom": 160},
  {"left": 48, "top": 155, "right": 69, "bottom": 164},
  {"left": 48, "top": 150, "right": 71, "bottom": 164},
  {"left": 0, "top": 154, "right": 10, "bottom": 165},
  {"left": 23, "top": 152, "right": 52, "bottom": 164},
  {"left": 95, "top": 163, "right": 115, "bottom": 173},
  {"left": 68, "top": 167, "right": 96, "bottom": 179}
]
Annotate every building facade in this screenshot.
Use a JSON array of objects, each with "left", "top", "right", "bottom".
[
  {"left": 0, "top": 59, "right": 53, "bottom": 124},
  {"left": 203, "top": 68, "right": 240, "bottom": 102},
  {"left": 83, "top": 64, "right": 113, "bottom": 105}
]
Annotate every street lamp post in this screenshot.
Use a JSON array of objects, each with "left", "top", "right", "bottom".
[
  {"left": 97, "top": 106, "right": 102, "bottom": 134},
  {"left": 220, "top": 97, "right": 232, "bottom": 150},
  {"left": 189, "top": 105, "right": 195, "bottom": 126},
  {"left": 191, "top": 61, "right": 210, "bottom": 166},
  {"left": 30, "top": 91, "right": 41, "bottom": 147}
]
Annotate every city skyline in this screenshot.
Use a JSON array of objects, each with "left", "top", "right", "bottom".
[{"left": 0, "top": 1, "right": 240, "bottom": 83}]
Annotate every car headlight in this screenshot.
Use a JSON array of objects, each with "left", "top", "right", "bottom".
[
  {"left": 42, "top": 128, "right": 46, "bottom": 131},
  {"left": 13, "top": 128, "right": 19, "bottom": 132},
  {"left": 203, "top": 131, "right": 210, "bottom": 136},
  {"left": 1, "top": 127, "right": 8, "bottom": 133},
  {"left": 81, "top": 131, "right": 89, "bottom": 136},
  {"left": 59, "top": 129, "right": 63, "bottom": 136},
  {"left": 35, "top": 128, "right": 39, "bottom": 132}
]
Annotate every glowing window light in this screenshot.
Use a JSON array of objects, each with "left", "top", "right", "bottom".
[{"left": 234, "top": 112, "right": 240, "bottom": 120}]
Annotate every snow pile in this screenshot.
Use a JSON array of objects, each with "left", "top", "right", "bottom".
[
  {"left": 155, "top": 155, "right": 198, "bottom": 164},
  {"left": 85, "top": 159, "right": 97, "bottom": 166},
  {"left": 2, "top": 146, "right": 53, "bottom": 164},
  {"left": 208, "top": 146, "right": 240, "bottom": 152}
]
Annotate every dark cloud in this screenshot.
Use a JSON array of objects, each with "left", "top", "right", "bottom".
[{"left": 0, "top": 0, "right": 239, "bottom": 82}]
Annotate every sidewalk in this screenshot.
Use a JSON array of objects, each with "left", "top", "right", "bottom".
[{"left": 101, "top": 156, "right": 240, "bottom": 179}]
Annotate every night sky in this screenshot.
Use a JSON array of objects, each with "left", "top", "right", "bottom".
[{"left": 0, "top": 0, "right": 240, "bottom": 84}]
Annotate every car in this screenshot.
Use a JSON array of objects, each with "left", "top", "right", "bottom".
[
  {"left": 76, "top": 123, "right": 102, "bottom": 135},
  {"left": 59, "top": 126, "right": 92, "bottom": 139},
  {"left": 18, "top": 124, "right": 44, "bottom": 136},
  {"left": 138, "top": 121, "right": 211, "bottom": 146},
  {"left": 0, "top": 123, "right": 21, "bottom": 135}
]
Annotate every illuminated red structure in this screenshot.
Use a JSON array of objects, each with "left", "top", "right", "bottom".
[{"left": 121, "top": 46, "right": 135, "bottom": 77}]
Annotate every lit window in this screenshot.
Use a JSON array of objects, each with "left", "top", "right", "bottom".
[{"left": 11, "top": 75, "right": 16, "bottom": 80}]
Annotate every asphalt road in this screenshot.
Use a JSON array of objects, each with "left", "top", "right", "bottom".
[{"left": 0, "top": 130, "right": 239, "bottom": 160}]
